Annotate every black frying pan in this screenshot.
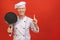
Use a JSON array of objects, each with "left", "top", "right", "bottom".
[
  {"left": 4, "top": 12, "right": 17, "bottom": 35},
  {"left": 4, "top": 12, "right": 17, "bottom": 24}
]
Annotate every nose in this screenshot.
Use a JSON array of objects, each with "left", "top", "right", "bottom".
[{"left": 20, "top": 8, "right": 22, "bottom": 11}]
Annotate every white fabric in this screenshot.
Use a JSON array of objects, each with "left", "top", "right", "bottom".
[
  {"left": 11, "top": 16, "right": 39, "bottom": 40},
  {"left": 15, "top": 1, "right": 26, "bottom": 9}
]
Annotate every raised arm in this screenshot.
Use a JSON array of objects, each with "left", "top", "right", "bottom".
[{"left": 30, "top": 14, "right": 39, "bottom": 33}]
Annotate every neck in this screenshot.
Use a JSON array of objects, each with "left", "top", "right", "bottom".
[{"left": 19, "top": 15, "right": 25, "bottom": 19}]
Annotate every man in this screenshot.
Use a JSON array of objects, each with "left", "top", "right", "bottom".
[{"left": 7, "top": 1, "right": 39, "bottom": 40}]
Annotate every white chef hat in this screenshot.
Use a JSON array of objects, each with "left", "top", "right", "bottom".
[{"left": 15, "top": 1, "right": 26, "bottom": 9}]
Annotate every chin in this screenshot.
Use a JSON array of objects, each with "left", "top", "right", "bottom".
[
  {"left": 19, "top": 14, "right": 24, "bottom": 16},
  {"left": 19, "top": 13, "right": 25, "bottom": 16}
]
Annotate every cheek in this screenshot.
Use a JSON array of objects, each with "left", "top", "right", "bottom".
[
  {"left": 23, "top": 9, "right": 26, "bottom": 11},
  {"left": 17, "top": 9, "right": 20, "bottom": 11}
]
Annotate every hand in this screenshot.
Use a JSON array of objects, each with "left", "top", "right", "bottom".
[
  {"left": 7, "top": 27, "right": 12, "bottom": 33},
  {"left": 7, "top": 26, "right": 12, "bottom": 37},
  {"left": 33, "top": 14, "right": 38, "bottom": 25}
]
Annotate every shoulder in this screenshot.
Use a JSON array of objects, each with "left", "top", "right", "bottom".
[{"left": 26, "top": 16, "right": 33, "bottom": 22}]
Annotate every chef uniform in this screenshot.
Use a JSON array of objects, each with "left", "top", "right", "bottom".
[{"left": 11, "top": 1, "right": 39, "bottom": 40}]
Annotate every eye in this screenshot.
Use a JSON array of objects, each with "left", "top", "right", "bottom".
[
  {"left": 22, "top": 8, "right": 24, "bottom": 9},
  {"left": 22, "top": 8, "right": 25, "bottom": 9},
  {"left": 19, "top": 8, "right": 21, "bottom": 9}
]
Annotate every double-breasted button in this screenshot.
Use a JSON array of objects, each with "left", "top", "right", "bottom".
[
  {"left": 24, "top": 21, "right": 25, "bottom": 22},
  {"left": 23, "top": 28, "right": 25, "bottom": 29},
  {"left": 23, "top": 35, "right": 25, "bottom": 37},
  {"left": 16, "top": 35, "right": 17, "bottom": 36},
  {"left": 16, "top": 28, "right": 17, "bottom": 29}
]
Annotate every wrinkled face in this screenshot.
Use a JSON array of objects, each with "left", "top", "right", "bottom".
[{"left": 17, "top": 6, "right": 26, "bottom": 16}]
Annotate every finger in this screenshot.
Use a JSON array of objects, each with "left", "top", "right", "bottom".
[{"left": 34, "top": 14, "right": 36, "bottom": 20}]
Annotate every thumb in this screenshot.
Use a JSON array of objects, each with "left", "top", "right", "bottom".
[{"left": 34, "top": 14, "right": 35, "bottom": 20}]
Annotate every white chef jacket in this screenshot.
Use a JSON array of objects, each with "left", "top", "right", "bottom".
[{"left": 11, "top": 16, "right": 39, "bottom": 40}]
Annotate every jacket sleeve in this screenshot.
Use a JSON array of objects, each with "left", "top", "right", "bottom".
[{"left": 30, "top": 19, "right": 39, "bottom": 33}]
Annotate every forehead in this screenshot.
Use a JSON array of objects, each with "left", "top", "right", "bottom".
[{"left": 18, "top": 6, "right": 26, "bottom": 8}]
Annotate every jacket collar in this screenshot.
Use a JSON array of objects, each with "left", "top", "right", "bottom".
[{"left": 17, "top": 16, "right": 27, "bottom": 22}]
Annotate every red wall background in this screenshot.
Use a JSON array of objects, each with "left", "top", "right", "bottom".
[{"left": 0, "top": 0, "right": 60, "bottom": 40}]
